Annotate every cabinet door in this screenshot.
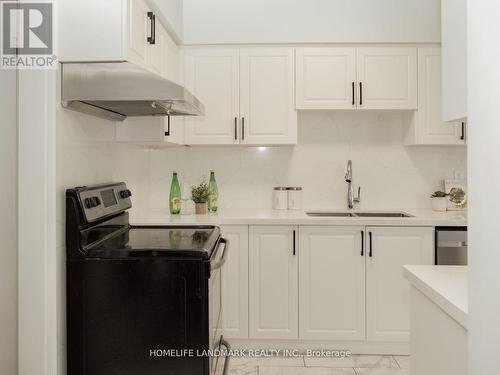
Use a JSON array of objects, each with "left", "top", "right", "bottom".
[
  {"left": 184, "top": 48, "right": 240, "bottom": 145},
  {"left": 249, "top": 225, "right": 298, "bottom": 339},
  {"left": 366, "top": 227, "right": 434, "bottom": 342},
  {"left": 356, "top": 48, "right": 417, "bottom": 110},
  {"left": 128, "top": 0, "right": 150, "bottom": 68},
  {"left": 240, "top": 48, "right": 297, "bottom": 145},
  {"left": 296, "top": 48, "right": 357, "bottom": 110},
  {"left": 408, "top": 48, "right": 465, "bottom": 145},
  {"left": 299, "top": 226, "right": 365, "bottom": 340},
  {"left": 220, "top": 225, "right": 249, "bottom": 339}
]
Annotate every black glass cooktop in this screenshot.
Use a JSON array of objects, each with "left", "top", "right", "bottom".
[{"left": 85, "top": 225, "right": 221, "bottom": 260}]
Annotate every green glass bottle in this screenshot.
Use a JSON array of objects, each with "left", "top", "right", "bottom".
[
  {"left": 208, "top": 171, "right": 219, "bottom": 213},
  {"left": 169, "top": 172, "right": 181, "bottom": 214}
]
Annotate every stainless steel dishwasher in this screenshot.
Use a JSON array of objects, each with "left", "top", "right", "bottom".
[{"left": 435, "top": 227, "right": 468, "bottom": 265}]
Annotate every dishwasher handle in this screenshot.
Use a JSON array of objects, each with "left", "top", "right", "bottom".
[{"left": 437, "top": 241, "right": 468, "bottom": 248}]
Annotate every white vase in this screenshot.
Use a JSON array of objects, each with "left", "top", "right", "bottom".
[{"left": 432, "top": 197, "right": 448, "bottom": 212}]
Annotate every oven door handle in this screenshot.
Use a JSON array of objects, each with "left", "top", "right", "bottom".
[
  {"left": 211, "top": 237, "right": 229, "bottom": 271},
  {"left": 220, "top": 338, "right": 231, "bottom": 375}
]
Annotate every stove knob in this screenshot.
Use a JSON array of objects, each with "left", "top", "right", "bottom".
[
  {"left": 90, "top": 197, "right": 101, "bottom": 207},
  {"left": 120, "top": 189, "right": 132, "bottom": 199},
  {"left": 84, "top": 198, "right": 93, "bottom": 209}
]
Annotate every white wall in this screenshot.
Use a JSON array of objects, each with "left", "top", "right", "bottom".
[
  {"left": 468, "top": 2, "right": 500, "bottom": 374},
  {"left": 113, "top": 112, "right": 466, "bottom": 212},
  {"left": 55, "top": 72, "right": 118, "bottom": 375},
  {"left": 0, "top": 70, "right": 18, "bottom": 375},
  {"left": 183, "top": 0, "right": 441, "bottom": 44},
  {"left": 150, "top": 0, "right": 183, "bottom": 41}
]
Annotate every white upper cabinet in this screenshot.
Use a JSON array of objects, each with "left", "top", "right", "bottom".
[
  {"left": 299, "top": 226, "right": 365, "bottom": 341},
  {"left": 128, "top": 0, "right": 150, "bottom": 68},
  {"left": 148, "top": 21, "right": 167, "bottom": 76},
  {"left": 405, "top": 48, "right": 465, "bottom": 146},
  {"left": 441, "top": 0, "right": 467, "bottom": 122},
  {"left": 184, "top": 48, "right": 240, "bottom": 145},
  {"left": 240, "top": 48, "right": 297, "bottom": 145},
  {"left": 163, "top": 31, "right": 180, "bottom": 84},
  {"left": 366, "top": 226, "right": 434, "bottom": 342},
  {"left": 249, "top": 225, "right": 298, "bottom": 339},
  {"left": 59, "top": 0, "right": 179, "bottom": 82},
  {"left": 356, "top": 48, "right": 417, "bottom": 110},
  {"left": 183, "top": 47, "right": 297, "bottom": 146},
  {"left": 296, "top": 48, "right": 357, "bottom": 110},
  {"left": 295, "top": 47, "right": 417, "bottom": 111}
]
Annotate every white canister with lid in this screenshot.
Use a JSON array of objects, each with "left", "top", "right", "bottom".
[
  {"left": 273, "top": 187, "right": 288, "bottom": 210},
  {"left": 287, "top": 187, "right": 303, "bottom": 210}
]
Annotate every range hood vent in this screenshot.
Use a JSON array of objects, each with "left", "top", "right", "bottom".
[{"left": 61, "top": 62, "right": 204, "bottom": 121}]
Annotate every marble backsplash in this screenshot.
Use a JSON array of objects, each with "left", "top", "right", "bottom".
[{"left": 112, "top": 111, "right": 467, "bottom": 212}]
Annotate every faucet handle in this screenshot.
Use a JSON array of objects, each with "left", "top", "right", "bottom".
[{"left": 354, "top": 186, "right": 361, "bottom": 204}]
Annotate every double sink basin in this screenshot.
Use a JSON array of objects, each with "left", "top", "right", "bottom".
[{"left": 306, "top": 211, "right": 413, "bottom": 218}]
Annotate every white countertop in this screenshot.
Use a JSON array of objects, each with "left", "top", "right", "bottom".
[
  {"left": 404, "top": 265, "right": 468, "bottom": 329},
  {"left": 130, "top": 208, "right": 467, "bottom": 227}
]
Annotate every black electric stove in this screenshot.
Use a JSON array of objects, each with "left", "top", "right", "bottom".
[{"left": 66, "top": 182, "right": 230, "bottom": 375}]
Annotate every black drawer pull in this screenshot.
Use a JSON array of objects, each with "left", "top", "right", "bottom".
[
  {"left": 359, "top": 82, "right": 363, "bottom": 106},
  {"left": 147, "top": 12, "right": 156, "bottom": 44},
  {"left": 234, "top": 117, "right": 238, "bottom": 140},
  {"left": 369, "top": 232, "right": 373, "bottom": 257},
  {"left": 352, "top": 82, "right": 355, "bottom": 106}
]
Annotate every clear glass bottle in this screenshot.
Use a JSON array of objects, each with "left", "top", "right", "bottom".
[
  {"left": 169, "top": 172, "right": 181, "bottom": 214},
  {"left": 208, "top": 171, "right": 219, "bottom": 213}
]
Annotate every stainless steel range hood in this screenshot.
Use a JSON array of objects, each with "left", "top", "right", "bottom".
[{"left": 61, "top": 62, "right": 204, "bottom": 121}]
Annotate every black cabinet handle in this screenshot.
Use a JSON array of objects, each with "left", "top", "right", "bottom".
[
  {"left": 359, "top": 82, "right": 363, "bottom": 106},
  {"left": 361, "top": 230, "right": 364, "bottom": 256},
  {"left": 147, "top": 12, "right": 156, "bottom": 44},
  {"left": 164, "top": 115, "right": 171, "bottom": 136},
  {"left": 292, "top": 230, "right": 296, "bottom": 256},
  {"left": 460, "top": 122, "right": 465, "bottom": 140},
  {"left": 241, "top": 117, "right": 245, "bottom": 141},
  {"left": 369, "top": 232, "right": 373, "bottom": 257},
  {"left": 352, "top": 82, "right": 355, "bottom": 106},
  {"left": 234, "top": 117, "right": 238, "bottom": 141}
]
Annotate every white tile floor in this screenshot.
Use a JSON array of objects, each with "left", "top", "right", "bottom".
[{"left": 228, "top": 355, "right": 410, "bottom": 375}]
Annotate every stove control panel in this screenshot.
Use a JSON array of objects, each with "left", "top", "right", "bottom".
[{"left": 76, "top": 183, "right": 132, "bottom": 223}]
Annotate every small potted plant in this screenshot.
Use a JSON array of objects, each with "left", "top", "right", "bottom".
[
  {"left": 192, "top": 182, "right": 210, "bottom": 214},
  {"left": 430, "top": 191, "right": 449, "bottom": 212}
]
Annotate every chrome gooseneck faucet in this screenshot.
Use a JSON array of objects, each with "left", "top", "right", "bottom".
[{"left": 345, "top": 160, "right": 361, "bottom": 209}]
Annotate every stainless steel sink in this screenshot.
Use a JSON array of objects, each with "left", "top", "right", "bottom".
[
  {"left": 306, "top": 211, "right": 413, "bottom": 218},
  {"left": 354, "top": 212, "right": 413, "bottom": 218},
  {"left": 306, "top": 211, "right": 356, "bottom": 217}
]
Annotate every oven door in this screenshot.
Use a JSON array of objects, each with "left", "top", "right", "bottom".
[{"left": 209, "top": 238, "right": 228, "bottom": 375}]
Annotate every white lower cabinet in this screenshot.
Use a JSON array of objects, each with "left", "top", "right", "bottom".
[
  {"left": 230, "top": 224, "right": 434, "bottom": 344},
  {"left": 220, "top": 225, "right": 249, "bottom": 339},
  {"left": 299, "top": 226, "right": 366, "bottom": 340},
  {"left": 365, "top": 226, "right": 434, "bottom": 342},
  {"left": 249, "top": 225, "right": 298, "bottom": 339}
]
